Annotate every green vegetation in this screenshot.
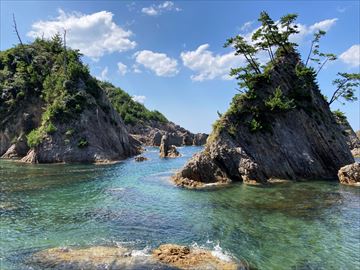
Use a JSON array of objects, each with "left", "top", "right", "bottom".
[
  {"left": 1, "top": 33, "right": 169, "bottom": 148},
  {"left": 214, "top": 11, "right": 359, "bottom": 136},
  {"left": 332, "top": 109, "right": 347, "bottom": 124},
  {"left": 265, "top": 87, "right": 295, "bottom": 111},
  {"left": 100, "top": 81, "right": 168, "bottom": 125},
  {"left": 77, "top": 137, "right": 89, "bottom": 148}
]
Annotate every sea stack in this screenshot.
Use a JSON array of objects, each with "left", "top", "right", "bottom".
[{"left": 174, "top": 49, "right": 354, "bottom": 187}]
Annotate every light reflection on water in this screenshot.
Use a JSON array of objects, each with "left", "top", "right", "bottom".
[{"left": 1, "top": 146, "right": 359, "bottom": 269}]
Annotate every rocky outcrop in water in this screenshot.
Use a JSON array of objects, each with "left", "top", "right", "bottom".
[
  {"left": 159, "top": 134, "right": 181, "bottom": 158},
  {"left": 152, "top": 244, "right": 240, "bottom": 270},
  {"left": 135, "top": 155, "right": 148, "bottom": 162},
  {"left": 0, "top": 40, "right": 141, "bottom": 163},
  {"left": 29, "top": 244, "right": 243, "bottom": 270},
  {"left": 174, "top": 50, "right": 354, "bottom": 187},
  {"left": 338, "top": 163, "right": 360, "bottom": 186}
]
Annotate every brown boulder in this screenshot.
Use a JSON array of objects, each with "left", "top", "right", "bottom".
[
  {"left": 338, "top": 163, "right": 360, "bottom": 186},
  {"left": 152, "top": 244, "right": 240, "bottom": 270},
  {"left": 160, "top": 134, "right": 181, "bottom": 158}
]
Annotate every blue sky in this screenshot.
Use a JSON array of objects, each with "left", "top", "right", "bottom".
[{"left": 1, "top": 1, "right": 359, "bottom": 133}]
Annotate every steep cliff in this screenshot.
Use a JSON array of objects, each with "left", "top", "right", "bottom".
[
  {"left": 333, "top": 111, "right": 360, "bottom": 157},
  {"left": 174, "top": 49, "right": 354, "bottom": 187},
  {"left": 0, "top": 38, "right": 139, "bottom": 163}
]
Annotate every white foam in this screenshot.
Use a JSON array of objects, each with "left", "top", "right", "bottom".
[
  {"left": 211, "top": 243, "right": 233, "bottom": 262},
  {"left": 131, "top": 246, "right": 151, "bottom": 257}
]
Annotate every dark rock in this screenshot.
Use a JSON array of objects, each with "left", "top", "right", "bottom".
[
  {"left": 159, "top": 134, "right": 181, "bottom": 158},
  {"left": 135, "top": 155, "right": 148, "bottom": 162},
  {"left": 174, "top": 51, "right": 354, "bottom": 187}
]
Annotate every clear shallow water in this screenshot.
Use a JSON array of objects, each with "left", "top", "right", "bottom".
[{"left": 0, "top": 147, "right": 359, "bottom": 270}]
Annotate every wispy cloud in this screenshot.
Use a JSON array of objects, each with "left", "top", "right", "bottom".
[
  {"left": 117, "top": 62, "right": 128, "bottom": 76},
  {"left": 97, "top": 66, "right": 109, "bottom": 81},
  {"left": 141, "top": 1, "right": 181, "bottom": 16},
  {"left": 132, "top": 95, "right": 146, "bottom": 104}
]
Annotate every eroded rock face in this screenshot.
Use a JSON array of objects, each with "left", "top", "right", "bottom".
[
  {"left": 338, "top": 163, "right": 360, "bottom": 186},
  {"left": 159, "top": 134, "right": 181, "bottom": 158},
  {"left": 152, "top": 244, "right": 240, "bottom": 270},
  {"left": 334, "top": 114, "right": 360, "bottom": 157},
  {"left": 174, "top": 52, "right": 354, "bottom": 187}
]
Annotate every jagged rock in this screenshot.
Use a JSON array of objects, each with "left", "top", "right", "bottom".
[
  {"left": 21, "top": 149, "right": 38, "bottom": 163},
  {"left": 174, "top": 51, "right": 354, "bottom": 187},
  {"left": 334, "top": 113, "right": 360, "bottom": 157},
  {"left": 1, "top": 134, "right": 29, "bottom": 159},
  {"left": 135, "top": 155, "right": 148, "bottom": 162},
  {"left": 159, "top": 134, "right": 181, "bottom": 158},
  {"left": 338, "top": 163, "right": 360, "bottom": 186},
  {"left": 193, "top": 133, "right": 208, "bottom": 146},
  {"left": 152, "top": 244, "right": 240, "bottom": 270},
  {"left": 351, "top": 148, "right": 360, "bottom": 157}
]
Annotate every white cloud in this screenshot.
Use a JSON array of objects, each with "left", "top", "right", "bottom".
[
  {"left": 180, "top": 44, "right": 246, "bottom": 81},
  {"left": 27, "top": 9, "right": 136, "bottom": 60},
  {"left": 132, "top": 95, "right": 146, "bottom": 104},
  {"left": 141, "top": 1, "right": 181, "bottom": 16},
  {"left": 339, "top": 45, "right": 360, "bottom": 67},
  {"left": 117, "top": 62, "right": 128, "bottom": 75},
  {"left": 242, "top": 18, "right": 338, "bottom": 45},
  {"left": 97, "top": 66, "right": 109, "bottom": 80},
  {"left": 239, "top": 21, "right": 254, "bottom": 32},
  {"left": 134, "top": 50, "right": 179, "bottom": 77},
  {"left": 132, "top": 64, "right": 142, "bottom": 73}
]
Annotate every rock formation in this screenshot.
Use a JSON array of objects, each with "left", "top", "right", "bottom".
[
  {"left": 334, "top": 112, "right": 360, "bottom": 157},
  {"left": 152, "top": 244, "right": 240, "bottom": 270},
  {"left": 338, "top": 163, "right": 360, "bottom": 186},
  {"left": 135, "top": 155, "right": 148, "bottom": 162},
  {"left": 159, "top": 134, "right": 181, "bottom": 158},
  {"left": 29, "top": 244, "right": 243, "bottom": 269},
  {"left": 174, "top": 50, "right": 354, "bottom": 187},
  {"left": 0, "top": 39, "right": 139, "bottom": 163}
]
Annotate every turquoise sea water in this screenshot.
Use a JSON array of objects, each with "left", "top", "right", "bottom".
[{"left": 0, "top": 146, "right": 359, "bottom": 269}]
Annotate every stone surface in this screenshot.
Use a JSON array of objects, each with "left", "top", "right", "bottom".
[
  {"left": 152, "top": 244, "right": 240, "bottom": 270},
  {"left": 160, "top": 134, "right": 181, "bottom": 158},
  {"left": 135, "top": 155, "right": 148, "bottom": 162},
  {"left": 29, "top": 245, "right": 244, "bottom": 270},
  {"left": 174, "top": 51, "right": 354, "bottom": 187},
  {"left": 338, "top": 163, "right": 360, "bottom": 186},
  {"left": 334, "top": 114, "right": 360, "bottom": 157}
]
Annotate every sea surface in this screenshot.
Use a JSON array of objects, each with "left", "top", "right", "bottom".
[{"left": 1, "top": 146, "right": 359, "bottom": 269}]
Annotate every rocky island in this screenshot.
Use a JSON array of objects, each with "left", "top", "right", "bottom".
[
  {"left": 0, "top": 37, "right": 206, "bottom": 163},
  {"left": 174, "top": 13, "right": 356, "bottom": 187}
]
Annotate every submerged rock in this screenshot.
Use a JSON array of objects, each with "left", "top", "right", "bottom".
[
  {"left": 29, "top": 246, "right": 161, "bottom": 269},
  {"left": 159, "top": 134, "right": 181, "bottom": 158},
  {"left": 152, "top": 244, "right": 240, "bottom": 270},
  {"left": 338, "top": 163, "right": 360, "bottom": 186},
  {"left": 29, "top": 244, "right": 244, "bottom": 270},
  {"left": 135, "top": 155, "right": 148, "bottom": 162},
  {"left": 174, "top": 51, "right": 354, "bottom": 187}
]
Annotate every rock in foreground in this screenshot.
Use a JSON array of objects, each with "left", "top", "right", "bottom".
[
  {"left": 338, "top": 163, "right": 360, "bottom": 186},
  {"left": 29, "top": 245, "right": 244, "bottom": 270},
  {"left": 152, "top": 244, "right": 240, "bottom": 270},
  {"left": 174, "top": 51, "right": 354, "bottom": 187}
]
